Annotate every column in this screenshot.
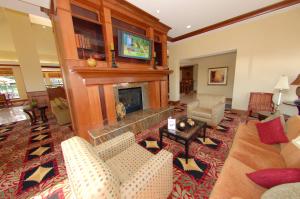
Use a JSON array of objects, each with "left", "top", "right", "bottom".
[{"left": 5, "top": 9, "right": 45, "bottom": 92}]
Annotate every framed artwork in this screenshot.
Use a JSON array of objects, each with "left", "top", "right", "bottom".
[{"left": 208, "top": 67, "right": 228, "bottom": 85}]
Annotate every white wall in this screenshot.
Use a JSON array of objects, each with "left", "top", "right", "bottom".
[
  {"left": 168, "top": 6, "right": 300, "bottom": 115},
  {"left": 195, "top": 52, "right": 236, "bottom": 98}
]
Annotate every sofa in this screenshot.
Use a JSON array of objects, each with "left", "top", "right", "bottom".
[
  {"left": 50, "top": 97, "right": 71, "bottom": 125},
  {"left": 61, "top": 132, "right": 173, "bottom": 199},
  {"left": 187, "top": 93, "right": 225, "bottom": 126},
  {"left": 210, "top": 116, "right": 300, "bottom": 199}
]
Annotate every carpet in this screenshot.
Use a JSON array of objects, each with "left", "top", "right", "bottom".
[
  {"left": 0, "top": 105, "right": 241, "bottom": 199},
  {"left": 0, "top": 118, "right": 73, "bottom": 199}
]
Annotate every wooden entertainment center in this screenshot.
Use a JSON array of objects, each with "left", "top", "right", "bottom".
[{"left": 51, "top": 0, "right": 171, "bottom": 140}]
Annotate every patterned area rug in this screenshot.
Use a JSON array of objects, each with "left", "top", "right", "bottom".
[
  {"left": 1, "top": 105, "right": 241, "bottom": 199},
  {"left": 136, "top": 108, "right": 241, "bottom": 198},
  {"left": 0, "top": 118, "right": 73, "bottom": 199}
]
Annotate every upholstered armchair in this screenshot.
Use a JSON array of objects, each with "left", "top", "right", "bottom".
[
  {"left": 61, "top": 132, "right": 173, "bottom": 199},
  {"left": 187, "top": 93, "right": 225, "bottom": 126}
]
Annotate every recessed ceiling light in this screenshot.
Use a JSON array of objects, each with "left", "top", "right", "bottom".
[
  {"left": 42, "top": 25, "right": 46, "bottom": 29},
  {"left": 186, "top": 25, "right": 192, "bottom": 29},
  {"left": 156, "top": 9, "right": 160, "bottom": 13}
]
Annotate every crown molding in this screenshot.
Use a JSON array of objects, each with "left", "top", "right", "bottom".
[{"left": 169, "top": 0, "right": 300, "bottom": 42}]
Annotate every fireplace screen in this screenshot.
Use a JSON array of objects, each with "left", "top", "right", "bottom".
[{"left": 118, "top": 87, "right": 143, "bottom": 114}]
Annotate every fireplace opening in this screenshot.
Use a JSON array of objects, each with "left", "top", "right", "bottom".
[{"left": 118, "top": 87, "right": 143, "bottom": 114}]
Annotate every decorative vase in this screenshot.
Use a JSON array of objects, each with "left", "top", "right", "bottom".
[{"left": 86, "top": 57, "right": 97, "bottom": 67}]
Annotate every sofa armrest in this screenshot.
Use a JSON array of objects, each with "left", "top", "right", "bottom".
[
  {"left": 120, "top": 149, "right": 173, "bottom": 199},
  {"left": 187, "top": 100, "right": 199, "bottom": 112},
  {"left": 95, "top": 131, "right": 136, "bottom": 161}
]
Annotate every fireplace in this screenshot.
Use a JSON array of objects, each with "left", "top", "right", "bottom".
[{"left": 118, "top": 87, "right": 143, "bottom": 114}]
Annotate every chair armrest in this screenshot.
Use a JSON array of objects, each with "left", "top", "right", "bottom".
[
  {"left": 187, "top": 100, "right": 199, "bottom": 111},
  {"left": 120, "top": 150, "right": 173, "bottom": 199},
  {"left": 95, "top": 131, "right": 135, "bottom": 161},
  {"left": 212, "top": 102, "right": 225, "bottom": 115}
]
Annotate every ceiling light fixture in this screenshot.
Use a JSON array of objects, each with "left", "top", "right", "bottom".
[
  {"left": 156, "top": 9, "right": 160, "bottom": 13},
  {"left": 186, "top": 25, "right": 192, "bottom": 29}
]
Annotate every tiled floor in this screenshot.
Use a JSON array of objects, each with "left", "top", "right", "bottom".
[{"left": 0, "top": 106, "right": 28, "bottom": 125}]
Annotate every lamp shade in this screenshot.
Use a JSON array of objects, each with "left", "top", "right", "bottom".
[
  {"left": 274, "top": 75, "right": 290, "bottom": 90},
  {"left": 291, "top": 74, "right": 300, "bottom": 85}
]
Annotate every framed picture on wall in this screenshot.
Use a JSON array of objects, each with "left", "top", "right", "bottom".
[{"left": 208, "top": 67, "right": 228, "bottom": 85}]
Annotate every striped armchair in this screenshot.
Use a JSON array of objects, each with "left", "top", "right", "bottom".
[{"left": 61, "top": 132, "right": 173, "bottom": 199}]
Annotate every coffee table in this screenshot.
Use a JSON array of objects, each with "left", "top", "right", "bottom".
[{"left": 159, "top": 117, "right": 206, "bottom": 163}]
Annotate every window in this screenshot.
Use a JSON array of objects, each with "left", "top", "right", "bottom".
[
  {"left": 0, "top": 68, "right": 20, "bottom": 99},
  {"left": 43, "top": 71, "right": 64, "bottom": 88}
]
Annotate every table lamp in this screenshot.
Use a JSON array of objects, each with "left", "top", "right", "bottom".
[
  {"left": 291, "top": 74, "right": 300, "bottom": 101},
  {"left": 274, "top": 75, "right": 290, "bottom": 110}
]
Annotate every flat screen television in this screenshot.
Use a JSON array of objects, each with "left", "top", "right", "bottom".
[{"left": 118, "top": 30, "right": 152, "bottom": 60}]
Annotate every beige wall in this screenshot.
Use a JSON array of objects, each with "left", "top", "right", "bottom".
[
  {"left": 194, "top": 52, "right": 236, "bottom": 98},
  {"left": 168, "top": 6, "right": 300, "bottom": 115}
]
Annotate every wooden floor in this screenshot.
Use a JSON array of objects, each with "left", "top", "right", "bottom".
[{"left": 0, "top": 106, "right": 28, "bottom": 125}]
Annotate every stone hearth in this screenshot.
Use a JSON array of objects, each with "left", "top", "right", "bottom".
[{"left": 89, "top": 107, "right": 173, "bottom": 146}]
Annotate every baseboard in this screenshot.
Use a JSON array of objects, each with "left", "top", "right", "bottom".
[
  {"left": 169, "top": 100, "right": 180, "bottom": 106},
  {"left": 230, "top": 109, "right": 248, "bottom": 115}
]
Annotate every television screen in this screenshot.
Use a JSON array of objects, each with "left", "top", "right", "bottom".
[{"left": 118, "top": 31, "right": 152, "bottom": 60}]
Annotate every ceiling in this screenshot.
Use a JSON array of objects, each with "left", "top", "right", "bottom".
[{"left": 127, "top": 0, "right": 283, "bottom": 38}]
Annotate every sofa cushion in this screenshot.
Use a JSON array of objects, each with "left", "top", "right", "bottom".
[
  {"left": 247, "top": 168, "right": 300, "bottom": 189},
  {"left": 191, "top": 107, "right": 212, "bottom": 119},
  {"left": 210, "top": 157, "right": 266, "bottom": 199},
  {"left": 105, "top": 143, "right": 154, "bottom": 183},
  {"left": 234, "top": 123, "right": 281, "bottom": 153},
  {"left": 285, "top": 116, "right": 300, "bottom": 140},
  {"left": 256, "top": 117, "right": 289, "bottom": 144},
  {"left": 261, "top": 183, "right": 300, "bottom": 199},
  {"left": 281, "top": 142, "right": 300, "bottom": 168},
  {"left": 230, "top": 139, "right": 286, "bottom": 170}
]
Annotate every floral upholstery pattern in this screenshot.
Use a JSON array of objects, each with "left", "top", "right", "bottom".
[{"left": 61, "top": 132, "right": 173, "bottom": 199}]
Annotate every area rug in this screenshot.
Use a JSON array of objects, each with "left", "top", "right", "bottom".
[
  {"left": 136, "top": 109, "right": 241, "bottom": 199},
  {"left": 0, "top": 118, "right": 73, "bottom": 199},
  {"left": 1, "top": 106, "right": 241, "bottom": 199}
]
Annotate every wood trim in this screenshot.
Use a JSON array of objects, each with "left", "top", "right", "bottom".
[
  {"left": 171, "top": 0, "right": 300, "bottom": 42},
  {"left": 0, "top": 64, "right": 20, "bottom": 67},
  {"left": 168, "top": 100, "right": 180, "bottom": 106},
  {"left": 103, "top": 84, "right": 117, "bottom": 124}
]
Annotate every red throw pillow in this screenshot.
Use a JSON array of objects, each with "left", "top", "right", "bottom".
[
  {"left": 256, "top": 117, "right": 288, "bottom": 144},
  {"left": 247, "top": 168, "right": 300, "bottom": 188}
]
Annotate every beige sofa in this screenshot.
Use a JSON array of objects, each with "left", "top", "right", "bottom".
[
  {"left": 210, "top": 116, "right": 300, "bottom": 199},
  {"left": 61, "top": 132, "right": 173, "bottom": 199},
  {"left": 50, "top": 97, "right": 71, "bottom": 125},
  {"left": 187, "top": 93, "right": 225, "bottom": 126}
]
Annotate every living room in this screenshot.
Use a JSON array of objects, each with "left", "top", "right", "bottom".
[{"left": 0, "top": 0, "right": 300, "bottom": 198}]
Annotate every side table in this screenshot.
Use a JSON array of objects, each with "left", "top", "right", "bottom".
[
  {"left": 23, "top": 105, "right": 48, "bottom": 125},
  {"left": 283, "top": 101, "right": 300, "bottom": 115}
]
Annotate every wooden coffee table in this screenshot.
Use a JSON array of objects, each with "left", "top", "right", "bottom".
[{"left": 159, "top": 117, "right": 206, "bottom": 163}]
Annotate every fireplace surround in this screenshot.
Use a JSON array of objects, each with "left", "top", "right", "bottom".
[{"left": 114, "top": 82, "right": 149, "bottom": 114}]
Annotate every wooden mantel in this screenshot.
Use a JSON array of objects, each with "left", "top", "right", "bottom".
[
  {"left": 51, "top": 0, "right": 171, "bottom": 140},
  {"left": 72, "top": 67, "right": 172, "bottom": 85}
]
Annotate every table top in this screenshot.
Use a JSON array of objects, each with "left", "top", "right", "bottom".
[
  {"left": 283, "top": 101, "right": 300, "bottom": 106},
  {"left": 160, "top": 117, "right": 206, "bottom": 141},
  {"left": 23, "top": 105, "right": 48, "bottom": 111}
]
